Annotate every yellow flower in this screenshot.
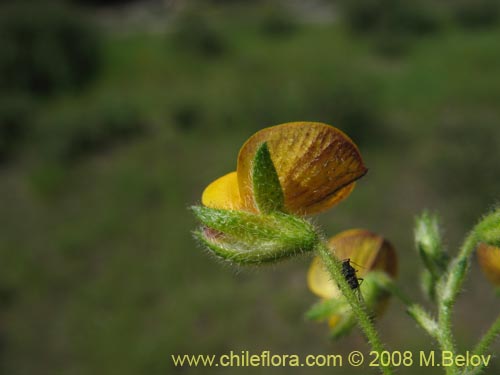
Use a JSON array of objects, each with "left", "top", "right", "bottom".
[
  {"left": 307, "top": 229, "right": 398, "bottom": 329},
  {"left": 202, "top": 122, "right": 367, "bottom": 215},
  {"left": 477, "top": 243, "right": 500, "bottom": 287}
]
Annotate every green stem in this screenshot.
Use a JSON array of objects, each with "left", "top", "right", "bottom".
[
  {"left": 437, "top": 302, "right": 458, "bottom": 375},
  {"left": 377, "top": 278, "right": 412, "bottom": 306},
  {"left": 407, "top": 304, "right": 439, "bottom": 339},
  {"left": 435, "top": 232, "right": 478, "bottom": 375},
  {"left": 465, "top": 314, "right": 500, "bottom": 375},
  {"left": 373, "top": 274, "right": 440, "bottom": 340},
  {"left": 316, "top": 241, "right": 393, "bottom": 375}
]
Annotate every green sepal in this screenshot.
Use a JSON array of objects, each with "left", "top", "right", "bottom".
[
  {"left": 329, "top": 315, "right": 356, "bottom": 339},
  {"left": 415, "top": 211, "right": 449, "bottom": 300},
  {"left": 473, "top": 207, "right": 500, "bottom": 248},
  {"left": 305, "top": 296, "right": 356, "bottom": 340},
  {"left": 437, "top": 257, "right": 467, "bottom": 302},
  {"left": 421, "top": 269, "right": 437, "bottom": 302},
  {"left": 306, "top": 297, "right": 348, "bottom": 322},
  {"left": 251, "top": 142, "right": 285, "bottom": 213},
  {"left": 359, "top": 271, "right": 390, "bottom": 309},
  {"left": 191, "top": 206, "right": 318, "bottom": 264},
  {"left": 415, "top": 211, "right": 449, "bottom": 277}
]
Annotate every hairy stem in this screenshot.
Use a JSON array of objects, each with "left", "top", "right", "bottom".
[
  {"left": 434, "top": 231, "right": 478, "bottom": 375},
  {"left": 464, "top": 314, "right": 500, "bottom": 375},
  {"left": 316, "top": 241, "right": 393, "bottom": 375},
  {"left": 372, "top": 271, "right": 439, "bottom": 339}
]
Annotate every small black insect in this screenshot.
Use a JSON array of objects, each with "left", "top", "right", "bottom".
[{"left": 341, "top": 258, "right": 364, "bottom": 290}]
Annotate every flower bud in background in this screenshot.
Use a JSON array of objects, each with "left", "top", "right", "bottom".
[
  {"left": 477, "top": 243, "right": 500, "bottom": 292},
  {"left": 469, "top": 208, "right": 500, "bottom": 294},
  {"left": 306, "top": 229, "right": 398, "bottom": 338},
  {"left": 193, "top": 122, "right": 367, "bottom": 265}
]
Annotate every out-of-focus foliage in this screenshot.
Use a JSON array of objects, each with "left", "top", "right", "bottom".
[
  {"left": 340, "top": 0, "right": 441, "bottom": 36},
  {"left": 259, "top": 3, "right": 299, "bottom": 37},
  {"left": 453, "top": 0, "right": 500, "bottom": 29},
  {"left": 36, "top": 101, "right": 146, "bottom": 165},
  {"left": 0, "top": 95, "right": 34, "bottom": 161},
  {"left": 0, "top": 1, "right": 102, "bottom": 163},
  {"left": 74, "top": 0, "right": 140, "bottom": 5},
  {"left": 170, "top": 10, "right": 227, "bottom": 58},
  {"left": 1, "top": 1, "right": 500, "bottom": 375},
  {"left": 0, "top": 1, "right": 101, "bottom": 96}
]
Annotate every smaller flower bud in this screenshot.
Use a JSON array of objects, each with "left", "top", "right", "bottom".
[
  {"left": 306, "top": 229, "right": 397, "bottom": 337},
  {"left": 477, "top": 243, "right": 500, "bottom": 290},
  {"left": 192, "top": 206, "right": 318, "bottom": 265}
]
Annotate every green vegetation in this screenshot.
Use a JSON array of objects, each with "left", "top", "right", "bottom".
[{"left": 1, "top": 2, "right": 500, "bottom": 374}]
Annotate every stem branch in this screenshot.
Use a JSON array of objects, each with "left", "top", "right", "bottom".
[
  {"left": 475, "top": 313, "right": 500, "bottom": 355},
  {"left": 435, "top": 232, "right": 478, "bottom": 375},
  {"left": 464, "top": 313, "right": 500, "bottom": 375}
]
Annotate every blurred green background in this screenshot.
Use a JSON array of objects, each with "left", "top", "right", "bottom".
[{"left": 1, "top": 0, "right": 500, "bottom": 374}]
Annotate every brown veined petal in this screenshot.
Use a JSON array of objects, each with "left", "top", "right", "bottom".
[
  {"left": 307, "top": 229, "right": 397, "bottom": 299},
  {"left": 237, "top": 122, "right": 367, "bottom": 215},
  {"left": 477, "top": 243, "right": 500, "bottom": 287},
  {"left": 201, "top": 172, "right": 244, "bottom": 210}
]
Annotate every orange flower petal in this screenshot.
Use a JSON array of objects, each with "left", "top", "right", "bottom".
[
  {"left": 201, "top": 172, "right": 243, "bottom": 210},
  {"left": 237, "top": 122, "right": 367, "bottom": 215},
  {"left": 477, "top": 243, "right": 500, "bottom": 286},
  {"left": 328, "top": 229, "right": 398, "bottom": 279}
]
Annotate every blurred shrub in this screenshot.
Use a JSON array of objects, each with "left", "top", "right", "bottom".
[
  {"left": 74, "top": 0, "right": 139, "bottom": 5},
  {"left": 172, "top": 101, "right": 202, "bottom": 133},
  {"left": 341, "top": 0, "right": 441, "bottom": 34},
  {"left": 0, "top": 1, "right": 101, "bottom": 96},
  {"left": 339, "top": 0, "right": 442, "bottom": 56},
  {"left": 372, "top": 32, "right": 414, "bottom": 58},
  {"left": 38, "top": 101, "right": 146, "bottom": 164},
  {"left": 453, "top": 0, "right": 500, "bottom": 29},
  {"left": 170, "top": 11, "right": 227, "bottom": 58},
  {"left": 259, "top": 4, "right": 298, "bottom": 37},
  {"left": 0, "top": 95, "right": 35, "bottom": 162}
]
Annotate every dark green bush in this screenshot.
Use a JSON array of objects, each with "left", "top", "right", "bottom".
[
  {"left": 172, "top": 102, "right": 201, "bottom": 133},
  {"left": 38, "top": 101, "right": 146, "bottom": 164},
  {"left": 453, "top": 0, "right": 500, "bottom": 29},
  {"left": 340, "top": 0, "right": 441, "bottom": 36},
  {"left": 339, "top": 0, "right": 442, "bottom": 57},
  {"left": 170, "top": 11, "right": 227, "bottom": 58},
  {"left": 0, "top": 1, "right": 101, "bottom": 95},
  {"left": 73, "top": 0, "right": 138, "bottom": 5},
  {"left": 259, "top": 4, "right": 298, "bottom": 37},
  {"left": 0, "top": 95, "right": 35, "bottom": 162},
  {"left": 372, "top": 32, "right": 413, "bottom": 58}
]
